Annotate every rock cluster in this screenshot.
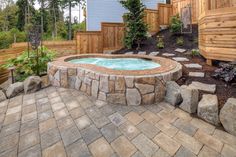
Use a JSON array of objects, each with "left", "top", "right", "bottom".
[{"left": 48, "top": 62, "right": 182, "bottom": 106}]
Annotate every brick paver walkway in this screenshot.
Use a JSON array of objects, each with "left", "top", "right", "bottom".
[{"left": 0, "top": 86, "right": 236, "bottom": 157}]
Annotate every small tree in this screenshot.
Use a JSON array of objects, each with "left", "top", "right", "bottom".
[{"left": 120, "top": 0, "right": 148, "bottom": 49}]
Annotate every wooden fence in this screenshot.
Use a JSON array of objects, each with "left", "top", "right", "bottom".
[
  {"left": 199, "top": 7, "right": 236, "bottom": 65},
  {"left": 144, "top": 9, "right": 159, "bottom": 34},
  {"left": 158, "top": 4, "right": 173, "bottom": 25}
]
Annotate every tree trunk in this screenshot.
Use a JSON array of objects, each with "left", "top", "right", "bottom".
[{"left": 68, "top": 1, "right": 72, "bottom": 40}]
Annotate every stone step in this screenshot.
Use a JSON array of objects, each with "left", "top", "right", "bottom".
[
  {"left": 188, "top": 72, "right": 205, "bottom": 78},
  {"left": 149, "top": 51, "right": 159, "bottom": 56},
  {"left": 184, "top": 64, "right": 202, "bottom": 69},
  {"left": 125, "top": 52, "right": 134, "bottom": 55},
  {"left": 189, "top": 81, "right": 216, "bottom": 94},
  {"left": 162, "top": 53, "right": 175, "bottom": 57},
  {"left": 175, "top": 48, "right": 187, "bottom": 53},
  {"left": 172, "top": 57, "right": 189, "bottom": 62},
  {"left": 138, "top": 51, "right": 147, "bottom": 55}
]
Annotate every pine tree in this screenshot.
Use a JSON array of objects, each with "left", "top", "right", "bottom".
[{"left": 120, "top": 0, "right": 148, "bottom": 49}]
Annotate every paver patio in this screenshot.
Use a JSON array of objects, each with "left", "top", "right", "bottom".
[{"left": 0, "top": 86, "right": 236, "bottom": 157}]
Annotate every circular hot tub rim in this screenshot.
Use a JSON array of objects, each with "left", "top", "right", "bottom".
[{"left": 48, "top": 54, "right": 182, "bottom": 106}]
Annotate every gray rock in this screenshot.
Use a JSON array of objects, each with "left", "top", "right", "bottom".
[
  {"left": 6, "top": 82, "right": 24, "bottom": 98},
  {"left": 149, "top": 52, "right": 159, "bottom": 56},
  {"left": 135, "top": 83, "right": 154, "bottom": 95},
  {"left": 164, "top": 81, "right": 182, "bottom": 106},
  {"left": 138, "top": 51, "right": 146, "bottom": 55},
  {"left": 24, "top": 76, "right": 42, "bottom": 94},
  {"left": 75, "top": 77, "right": 82, "bottom": 90},
  {"left": 125, "top": 77, "right": 134, "bottom": 88},
  {"left": 188, "top": 72, "right": 205, "bottom": 78},
  {"left": 99, "top": 75, "right": 109, "bottom": 93},
  {"left": 126, "top": 88, "right": 141, "bottom": 106},
  {"left": 107, "top": 93, "right": 126, "bottom": 105},
  {"left": 179, "top": 85, "right": 199, "bottom": 113},
  {"left": 220, "top": 98, "right": 236, "bottom": 136},
  {"left": 125, "top": 52, "right": 134, "bottom": 55},
  {"left": 198, "top": 94, "right": 220, "bottom": 126},
  {"left": 189, "top": 81, "right": 216, "bottom": 93},
  {"left": 0, "top": 90, "right": 7, "bottom": 102},
  {"left": 91, "top": 80, "right": 99, "bottom": 98}
]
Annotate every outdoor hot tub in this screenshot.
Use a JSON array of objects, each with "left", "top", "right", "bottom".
[{"left": 48, "top": 54, "right": 182, "bottom": 105}]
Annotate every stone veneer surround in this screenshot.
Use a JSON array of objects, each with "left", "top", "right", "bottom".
[{"left": 48, "top": 54, "right": 182, "bottom": 105}]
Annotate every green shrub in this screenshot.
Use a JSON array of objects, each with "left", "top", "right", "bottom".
[
  {"left": 1, "top": 46, "right": 55, "bottom": 81},
  {"left": 170, "top": 14, "right": 182, "bottom": 34},
  {"left": 176, "top": 36, "right": 184, "bottom": 46},
  {"left": 191, "top": 49, "right": 200, "bottom": 56},
  {"left": 120, "top": 0, "right": 148, "bottom": 49},
  {"left": 157, "top": 36, "right": 164, "bottom": 49}
]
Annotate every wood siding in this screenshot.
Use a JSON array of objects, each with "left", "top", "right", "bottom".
[{"left": 199, "top": 7, "right": 236, "bottom": 63}]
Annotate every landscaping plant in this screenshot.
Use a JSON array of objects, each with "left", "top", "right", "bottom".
[
  {"left": 120, "top": 0, "right": 148, "bottom": 49},
  {"left": 157, "top": 35, "right": 164, "bottom": 49},
  {"left": 212, "top": 62, "right": 236, "bottom": 83},
  {"left": 176, "top": 36, "right": 184, "bottom": 46},
  {"left": 170, "top": 14, "right": 182, "bottom": 34},
  {"left": 191, "top": 49, "right": 200, "bottom": 56},
  {"left": 1, "top": 46, "right": 55, "bottom": 81}
]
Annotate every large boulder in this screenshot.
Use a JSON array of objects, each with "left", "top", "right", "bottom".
[
  {"left": 198, "top": 94, "right": 220, "bottom": 126},
  {"left": 24, "top": 76, "right": 42, "bottom": 94},
  {"left": 220, "top": 98, "right": 236, "bottom": 136},
  {"left": 0, "top": 90, "right": 7, "bottom": 102},
  {"left": 188, "top": 81, "right": 216, "bottom": 94},
  {"left": 164, "top": 81, "right": 182, "bottom": 106},
  {"left": 6, "top": 82, "right": 24, "bottom": 98},
  {"left": 179, "top": 85, "right": 199, "bottom": 113}
]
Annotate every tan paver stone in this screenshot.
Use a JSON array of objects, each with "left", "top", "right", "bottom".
[
  {"left": 22, "top": 104, "right": 36, "bottom": 115},
  {"left": 66, "top": 139, "right": 91, "bottom": 157},
  {"left": 57, "top": 116, "right": 74, "bottom": 131},
  {"left": 111, "top": 136, "right": 137, "bottom": 157},
  {"left": 158, "top": 110, "right": 178, "bottom": 123},
  {"left": 213, "top": 129, "right": 236, "bottom": 149},
  {"left": 89, "top": 137, "right": 114, "bottom": 157},
  {"left": 19, "top": 130, "right": 40, "bottom": 152},
  {"left": 21, "top": 111, "right": 37, "bottom": 123},
  {"left": 137, "top": 120, "right": 160, "bottom": 138},
  {"left": 194, "top": 130, "right": 223, "bottom": 153},
  {"left": 18, "top": 144, "right": 41, "bottom": 157},
  {"left": 48, "top": 92, "right": 59, "bottom": 98},
  {"left": 23, "top": 99, "right": 36, "bottom": 106},
  {"left": 51, "top": 102, "right": 65, "bottom": 112},
  {"left": 155, "top": 120, "right": 178, "bottom": 137},
  {"left": 54, "top": 108, "right": 69, "bottom": 120},
  {"left": 174, "top": 131, "right": 203, "bottom": 155},
  {"left": 75, "top": 115, "right": 91, "bottom": 130},
  {"left": 153, "top": 148, "right": 171, "bottom": 157},
  {"left": 6, "top": 106, "right": 21, "bottom": 115},
  {"left": 49, "top": 96, "right": 62, "bottom": 104},
  {"left": 198, "top": 146, "right": 221, "bottom": 157},
  {"left": 0, "top": 105, "right": 7, "bottom": 114},
  {"left": 0, "top": 148, "right": 17, "bottom": 157},
  {"left": 0, "top": 100, "right": 9, "bottom": 108},
  {"left": 119, "top": 121, "right": 141, "bottom": 140},
  {"left": 190, "top": 118, "right": 215, "bottom": 135},
  {"left": 125, "top": 112, "right": 144, "bottom": 125},
  {"left": 39, "top": 118, "right": 57, "bottom": 133},
  {"left": 221, "top": 144, "right": 236, "bottom": 157},
  {"left": 172, "top": 108, "right": 192, "bottom": 122},
  {"left": 141, "top": 110, "right": 161, "bottom": 125},
  {"left": 65, "top": 100, "right": 80, "bottom": 110},
  {"left": 0, "top": 133, "right": 19, "bottom": 154},
  {"left": 69, "top": 107, "right": 85, "bottom": 119},
  {"left": 0, "top": 121, "right": 20, "bottom": 137},
  {"left": 153, "top": 133, "right": 181, "bottom": 156},
  {"left": 158, "top": 102, "right": 175, "bottom": 112},
  {"left": 132, "top": 134, "right": 159, "bottom": 157},
  {"left": 42, "top": 141, "right": 66, "bottom": 157},
  {"left": 3, "top": 112, "right": 21, "bottom": 125}
]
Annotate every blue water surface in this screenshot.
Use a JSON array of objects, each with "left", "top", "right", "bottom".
[{"left": 68, "top": 57, "right": 161, "bottom": 70}]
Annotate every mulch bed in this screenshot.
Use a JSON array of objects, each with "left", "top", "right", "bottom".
[{"left": 114, "top": 25, "right": 236, "bottom": 108}]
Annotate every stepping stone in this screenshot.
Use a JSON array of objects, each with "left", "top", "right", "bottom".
[
  {"left": 184, "top": 64, "right": 202, "bottom": 69},
  {"left": 162, "top": 53, "right": 175, "bottom": 57},
  {"left": 189, "top": 81, "right": 216, "bottom": 94},
  {"left": 189, "top": 72, "right": 205, "bottom": 78},
  {"left": 175, "top": 48, "right": 187, "bottom": 53},
  {"left": 198, "top": 94, "right": 220, "bottom": 126},
  {"left": 149, "top": 51, "right": 159, "bottom": 56},
  {"left": 138, "top": 51, "right": 146, "bottom": 55},
  {"left": 125, "top": 52, "right": 134, "bottom": 55},
  {"left": 172, "top": 57, "right": 189, "bottom": 62}
]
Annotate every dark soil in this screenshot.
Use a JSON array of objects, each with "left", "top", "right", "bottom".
[{"left": 114, "top": 25, "right": 236, "bottom": 108}]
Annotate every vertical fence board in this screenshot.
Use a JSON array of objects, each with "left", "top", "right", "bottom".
[
  {"left": 158, "top": 4, "right": 173, "bottom": 25},
  {"left": 144, "top": 9, "right": 159, "bottom": 34}
]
